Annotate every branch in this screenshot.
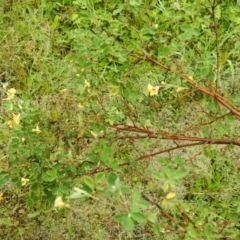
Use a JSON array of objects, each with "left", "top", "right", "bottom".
[
  {"left": 112, "top": 124, "right": 240, "bottom": 147},
  {"left": 87, "top": 142, "right": 205, "bottom": 176},
  {"left": 142, "top": 193, "right": 186, "bottom": 229}
]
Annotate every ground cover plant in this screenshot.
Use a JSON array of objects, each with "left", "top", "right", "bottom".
[{"left": 1, "top": 0, "right": 240, "bottom": 239}]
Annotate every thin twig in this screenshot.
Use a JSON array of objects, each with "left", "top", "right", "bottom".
[{"left": 142, "top": 193, "right": 185, "bottom": 229}]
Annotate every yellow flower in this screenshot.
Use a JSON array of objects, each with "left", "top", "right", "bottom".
[
  {"left": 165, "top": 192, "right": 176, "bottom": 199},
  {"left": 13, "top": 113, "right": 20, "bottom": 125},
  {"left": 54, "top": 196, "right": 70, "bottom": 208},
  {"left": 7, "top": 120, "right": 13, "bottom": 129},
  {"left": 21, "top": 178, "right": 29, "bottom": 186},
  {"left": 3, "top": 88, "right": 17, "bottom": 100},
  {"left": 147, "top": 84, "right": 160, "bottom": 96},
  {"left": 85, "top": 79, "right": 90, "bottom": 88},
  {"left": 59, "top": 89, "right": 68, "bottom": 93},
  {"left": 0, "top": 193, "right": 3, "bottom": 202},
  {"left": 8, "top": 88, "right": 16, "bottom": 95},
  {"left": 32, "top": 125, "right": 41, "bottom": 134},
  {"left": 78, "top": 103, "right": 84, "bottom": 109},
  {"left": 2, "top": 83, "right": 9, "bottom": 90},
  {"left": 90, "top": 131, "right": 98, "bottom": 138},
  {"left": 188, "top": 76, "right": 193, "bottom": 81},
  {"left": 176, "top": 87, "right": 185, "bottom": 92}
]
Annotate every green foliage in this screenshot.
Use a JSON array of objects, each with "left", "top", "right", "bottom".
[{"left": 1, "top": 0, "right": 240, "bottom": 239}]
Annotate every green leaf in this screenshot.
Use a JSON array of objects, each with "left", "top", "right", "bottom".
[
  {"left": 214, "top": 5, "right": 221, "bottom": 19},
  {"left": 114, "top": 213, "right": 128, "bottom": 223},
  {"left": 131, "top": 212, "right": 147, "bottom": 224},
  {"left": 68, "top": 164, "right": 77, "bottom": 174},
  {"left": 135, "top": 199, "right": 148, "bottom": 208},
  {"left": 158, "top": 47, "right": 170, "bottom": 56},
  {"left": 180, "top": 31, "right": 193, "bottom": 40},
  {"left": 204, "top": 223, "right": 212, "bottom": 236},
  {"left": 107, "top": 172, "right": 117, "bottom": 185},
  {"left": 2, "top": 100, "right": 13, "bottom": 112},
  {"left": 229, "top": 212, "right": 238, "bottom": 221},
  {"left": 141, "top": 25, "right": 155, "bottom": 35},
  {"left": 172, "top": 168, "right": 188, "bottom": 181},
  {"left": 129, "top": 0, "right": 142, "bottom": 6},
  {"left": 58, "top": 185, "right": 70, "bottom": 194},
  {"left": 0, "top": 174, "right": 9, "bottom": 187},
  {"left": 84, "top": 176, "right": 95, "bottom": 190},
  {"left": 153, "top": 222, "right": 160, "bottom": 236},
  {"left": 100, "top": 146, "right": 112, "bottom": 162},
  {"left": 130, "top": 203, "right": 140, "bottom": 213},
  {"left": 157, "top": 157, "right": 169, "bottom": 165},
  {"left": 234, "top": 94, "right": 240, "bottom": 102},
  {"left": 50, "top": 108, "right": 58, "bottom": 122},
  {"left": 95, "top": 172, "right": 105, "bottom": 182},
  {"left": 187, "top": 224, "right": 199, "bottom": 238},
  {"left": 162, "top": 166, "right": 174, "bottom": 179},
  {"left": 122, "top": 216, "right": 134, "bottom": 231},
  {"left": 207, "top": 100, "right": 219, "bottom": 114},
  {"left": 132, "top": 189, "right": 141, "bottom": 202},
  {"left": 26, "top": 197, "right": 34, "bottom": 207},
  {"left": 120, "top": 186, "right": 130, "bottom": 194},
  {"left": 221, "top": 51, "right": 228, "bottom": 65},
  {"left": 152, "top": 172, "right": 163, "bottom": 180},
  {"left": 215, "top": 123, "right": 230, "bottom": 136},
  {"left": 147, "top": 212, "right": 158, "bottom": 223},
  {"left": 42, "top": 169, "right": 58, "bottom": 182}
]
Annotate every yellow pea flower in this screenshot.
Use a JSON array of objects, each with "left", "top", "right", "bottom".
[
  {"left": 85, "top": 79, "right": 90, "bottom": 88},
  {"left": 90, "top": 131, "right": 98, "bottom": 138},
  {"left": 176, "top": 87, "right": 186, "bottom": 92},
  {"left": 7, "top": 120, "right": 13, "bottom": 129},
  {"left": 3, "top": 88, "right": 16, "bottom": 100},
  {"left": 13, "top": 113, "right": 20, "bottom": 125},
  {"left": 54, "top": 196, "right": 70, "bottom": 209},
  {"left": 32, "top": 125, "right": 41, "bottom": 134},
  {"left": 21, "top": 178, "right": 29, "bottom": 186},
  {"left": 54, "top": 196, "right": 65, "bottom": 208},
  {"left": 78, "top": 103, "right": 84, "bottom": 109},
  {"left": 2, "top": 83, "right": 9, "bottom": 90},
  {"left": 165, "top": 192, "right": 176, "bottom": 199},
  {"left": 59, "top": 89, "right": 68, "bottom": 93},
  {"left": 0, "top": 193, "right": 3, "bottom": 202},
  {"left": 147, "top": 84, "right": 160, "bottom": 96},
  {"left": 8, "top": 88, "right": 16, "bottom": 95}
]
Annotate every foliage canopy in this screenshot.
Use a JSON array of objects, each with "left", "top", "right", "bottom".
[{"left": 1, "top": 0, "right": 240, "bottom": 239}]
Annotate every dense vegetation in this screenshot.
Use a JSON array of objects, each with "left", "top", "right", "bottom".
[{"left": 1, "top": 0, "right": 240, "bottom": 239}]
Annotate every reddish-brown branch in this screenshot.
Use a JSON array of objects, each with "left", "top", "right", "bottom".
[
  {"left": 112, "top": 124, "right": 240, "bottom": 147},
  {"left": 87, "top": 142, "right": 205, "bottom": 176}
]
